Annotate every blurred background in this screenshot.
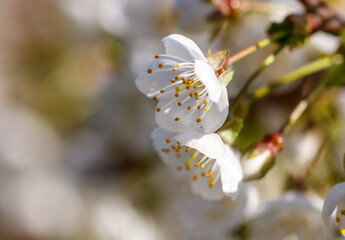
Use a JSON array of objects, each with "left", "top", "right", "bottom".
[{"left": 0, "top": 0, "right": 344, "bottom": 239}]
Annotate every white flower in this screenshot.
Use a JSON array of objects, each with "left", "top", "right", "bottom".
[
  {"left": 322, "top": 182, "right": 345, "bottom": 236},
  {"left": 151, "top": 127, "right": 243, "bottom": 201},
  {"left": 136, "top": 34, "right": 229, "bottom": 133}
]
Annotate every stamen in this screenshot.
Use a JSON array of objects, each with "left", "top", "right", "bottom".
[
  {"left": 159, "top": 64, "right": 164, "bottom": 68},
  {"left": 177, "top": 102, "right": 182, "bottom": 106},
  {"left": 160, "top": 90, "right": 165, "bottom": 93},
  {"left": 205, "top": 106, "right": 210, "bottom": 112},
  {"left": 341, "top": 229, "right": 345, "bottom": 235},
  {"left": 147, "top": 69, "right": 153, "bottom": 74},
  {"left": 192, "top": 175, "right": 198, "bottom": 181},
  {"left": 166, "top": 138, "right": 171, "bottom": 144},
  {"left": 201, "top": 172, "right": 206, "bottom": 177},
  {"left": 187, "top": 106, "right": 192, "bottom": 110},
  {"left": 209, "top": 179, "right": 215, "bottom": 188},
  {"left": 155, "top": 55, "right": 160, "bottom": 59},
  {"left": 152, "top": 96, "right": 158, "bottom": 101},
  {"left": 156, "top": 108, "right": 161, "bottom": 112},
  {"left": 175, "top": 117, "right": 180, "bottom": 121},
  {"left": 337, "top": 217, "right": 340, "bottom": 223},
  {"left": 175, "top": 93, "right": 179, "bottom": 98},
  {"left": 197, "top": 105, "right": 202, "bottom": 110},
  {"left": 341, "top": 210, "right": 345, "bottom": 215},
  {"left": 172, "top": 69, "right": 176, "bottom": 72},
  {"left": 176, "top": 64, "right": 181, "bottom": 68},
  {"left": 196, "top": 118, "right": 202, "bottom": 123}
]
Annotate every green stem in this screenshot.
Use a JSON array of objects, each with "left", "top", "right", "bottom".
[
  {"left": 231, "top": 45, "right": 285, "bottom": 113},
  {"left": 280, "top": 83, "right": 325, "bottom": 135},
  {"left": 225, "top": 31, "right": 286, "bottom": 67},
  {"left": 251, "top": 54, "right": 344, "bottom": 100}
]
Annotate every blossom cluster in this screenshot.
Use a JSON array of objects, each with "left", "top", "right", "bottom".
[{"left": 136, "top": 34, "right": 243, "bottom": 200}]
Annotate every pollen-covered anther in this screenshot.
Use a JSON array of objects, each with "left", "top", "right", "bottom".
[
  {"left": 176, "top": 64, "right": 181, "bottom": 68},
  {"left": 165, "top": 138, "right": 171, "bottom": 144},
  {"left": 177, "top": 102, "right": 182, "bottom": 106},
  {"left": 341, "top": 229, "right": 345, "bottom": 235},
  {"left": 196, "top": 118, "right": 202, "bottom": 123},
  {"left": 197, "top": 105, "right": 202, "bottom": 110},
  {"left": 159, "top": 64, "right": 164, "bottom": 68},
  {"left": 147, "top": 69, "right": 153, "bottom": 74},
  {"left": 175, "top": 93, "right": 179, "bottom": 98},
  {"left": 160, "top": 90, "right": 165, "bottom": 93},
  {"left": 200, "top": 162, "right": 205, "bottom": 168},
  {"left": 337, "top": 217, "right": 340, "bottom": 223},
  {"left": 171, "top": 80, "right": 176, "bottom": 83},
  {"left": 172, "top": 68, "right": 176, "bottom": 72},
  {"left": 185, "top": 147, "right": 190, "bottom": 152},
  {"left": 175, "top": 117, "right": 180, "bottom": 121},
  {"left": 194, "top": 163, "right": 200, "bottom": 167},
  {"left": 192, "top": 174, "right": 198, "bottom": 181},
  {"left": 175, "top": 76, "right": 179, "bottom": 80},
  {"left": 187, "top": 106, "right": 192, "bottom": 110},
  {"left": 161, "top": 148, "right": 169, "bottom": 153},
  {"left": 209, "top": 179, "right": 215, "bottom": 188},
  {"left": 205, "top": 106, "right": 210, "bottom": 112},
  {"left": 194, "top": 91, "right": 199, "bottom": 96},
  {"left": 201, "top": 171, "right": 206, "bottom": 177},
  {"left": 156, "top": 108, "right": 161, "bottom": 112},
  {"left": 341, "top": 210, "right": 345, "bottom": 215},
  {"left": 171, "top": 145, "right": 176, "bottom": 150},
  {"left": 152, "top": 96, "right": 158, "bottom": 101},
  {"left": 155, "top": 55, "right": 160, "bottom": 59},
  {"left": 193, "top": 85, "right": 198, "bottom": 89},
  {"left": 203, "top": 99, "right": 207, "bottom": 104},
  {"left": 186, "top": 85, "right": 191, "bottom": 90},
  {"left": 189, "top": 93, "right": 193, "bottom": 98},
  {"left": 206, "top": 171, "right": 213, "bottom": 178}
]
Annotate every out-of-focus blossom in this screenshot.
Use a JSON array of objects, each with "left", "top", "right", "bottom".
[
  {"left": 0, "top": 106, "right": 61, "bottom": 170},
  {"left": 90, "top": 196, "right": 163, "bottom": 240},
  {"left": 247, "top": 192, "right": 338, "bottom": 239},
  {"left": 136, "top": 34, "right": 229, "bottom": 133},
  {"left": 173, "top": 0, "right": 214, "bottom": 32},
  {"left": 0, "top": 172, "right": 82, "bottom": 239},
  {"left": 173, "top": 183, "right": 260, "bottom": 240},
  {"left": 151, "top": 127, "right": 243, "bottom": 200},
  {"left": 322, "top": 182, "right": 345, "bottom": 236},
  {"left": 309, "top": 32, "right": 341, "bottom": 55}
]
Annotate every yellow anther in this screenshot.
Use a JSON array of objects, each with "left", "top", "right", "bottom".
[
  {"left": 206, "top": 172, "right": 213, "bottom": 178},
  {"left": 341, "top": 210, "right": 345, "bottom": 215},
  {"left": 341, "top": 229, "right": 345, "bottom": 235},
  {"left": 156, "top": 108, "right": 161, "bottom": 112},
  {"left": 203, "top": 99, "right": 207, "bottom": 104},
  {"left": 197, "top": 105, "right": 202, "bottom": 110},
  {"left": 185, "top": 147, "right": 190, "bottom": 152},
  {"left": 187, "top": 106, "right": 192, "bottom": 110},
  {"left": 159, "top": 64, "right": 164, "bottom": 68},
  {"left": 175, "top": 76, "right": 179, "bottom": 80},
  {"left": 171, "top": 80, "right": 176, "bottom": 83},
  {"left": 201, "top": 171, "right": 206, "bottom": 177},
  {"left": 209, "top": 179, "right": 215, "bottom": 188},
  {"left": 194, "top": 163, "right": 200, "bottom": 167},
  {"left": 160, "top": 90, "right": 165, "bottom": 93},
  {"left": 193, "top": 85, "right": 198, "bottom": 89},
  {"left": 189, "top": 93, "right": 193, "bottom": 97},
  {"left": 175, "top": 93, "right": 179, "bottom": 98},
  {"left": 200, "top": 162, "right": 205, "bottom": 168},
  {"left": 172, "top": 69, "right": 176, "bottom": 72},
  {"left": 337, "top": 217, "right": 340, "bottom": 223},
  {"left": 155, "top": 55, "right": 160, "bottom": 59},
  {"left": 166, "top": 139, "right": 171, "bottom": 144},
  {"left": 175, "top": 84, "right": 187, "bottom": 92},
  {"left": 175, "top": 117, "right": 180, "bottom": 121},
  {"left": 177, "top": 141, "right": 181, "bottom": 145},
  {"left": 192, "top": 174, "right": 198, "bottom": 181},
  {"left": 205, "top": 106, "right": 210, "bottom": 112},
  {"left": 186, "top": 85, "right": 191, "bottom": 90},
  {"left": 196, "top": 118, "right": 202, "bottom": 123},
  {"left": 147, "top": 69, "right": 153, "bottom": 74},
  {"left": 171, "top": 145, "right": 176, "bottom": 150},
  {"left": 177, "top": 102, "right": 182, "bottom": 106},
  {"left": 194, "top": 91, "right": 199, "bottom": 96},
  {"left": 152, "top": 96, "right": 158, "bottom": 101},
  {"left": 176, "top": 64, "right": 181, "bottom": 68},
  {"left": 177, "top": 166, "right": 183, "bottom": 171}
]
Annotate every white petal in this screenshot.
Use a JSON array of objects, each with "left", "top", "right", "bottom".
[
  {"left": 151, "top": 127, "right": 189, "bottom": 170},
  {"left": 162, "top": 34, "right": 207, "bottom": 62},
  {"left": 194, "top": 60, "right": 221, "bottom": 102},
  {"left": 322, "top": 182, "right": 345, "bottom": 223},
  {"left": 189, "top": 162, "right": 225, "bottom": 201},
  {"left": 175, "top": 131, "right": 225, "bottom": 159},
  {"left": 201, "top": 84, "right": 229, "bottom": 133},
  {"left": 135, "top": 55, "right": 188, "bottom": 99},
  {"left": 217, "top": 145, "right": 243, "bottom": 199},
  {"left": 155, "top": 96, "right": 204, "bottom": 133}
]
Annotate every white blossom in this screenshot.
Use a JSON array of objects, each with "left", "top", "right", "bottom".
[
  {"left": 322, "top": 182, "right": 345, "bottom": 236},
  {"left": 151, "top": 127, "right": 242, "bottom": 201},
  {"left": 136, "top": 34, "right": 229, "bottom": 133}
]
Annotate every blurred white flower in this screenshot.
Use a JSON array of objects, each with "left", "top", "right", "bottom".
[
  {"left": 136, "top": 34, "right": 229, "bottom": 133},
  {"left": 248, "top": 192, "right": 337, "bottom": 239},
  {"left": 151, "top": 127, "right": 243, "bottom": 200},
  {"left": 309, "top": 32, "right": 341, "bottom": 55},
  {"left": 91, "top": 196, "right": 163, "bottom": 240},
  {"left": 0, "top": 172, "right": 82, "bottom": 239},
  {"left": 173, "top": 0, "right": 214, "bottom": 32},
  {"left": 322, "top": 182, "right": 345, "bottom": 236},
  {"left": 174, "top": 183, "right": 260, "bottom": 240}
]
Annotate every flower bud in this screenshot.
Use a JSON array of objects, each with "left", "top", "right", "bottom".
[{"left": 241, "top": 133, "right": 283, "bottom": 181}]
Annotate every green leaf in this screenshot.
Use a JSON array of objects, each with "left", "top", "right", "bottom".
[
  {"left": 218, "top": 70, "right": 234, "bottom": 86},
  {"left": 324, "top": 63, "right": 345, "bottom": 87},
  {"left": 206, "top": 49, "right": 230, "bottom": 70},
  {"left": 219, "top": 118, "right": 243, "bottom": 145}
]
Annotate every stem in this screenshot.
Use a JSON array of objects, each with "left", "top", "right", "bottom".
[
  {"left": 279, "top": 83, "right": 325, "bottom": 135},
  {"left": 231, "top": 45, "right": 285, "bottom": 113},
  {"left": 225, "top": 31, "right": 286, "bottom": 66},
  {"left": 251, "top": 54, "right": 344, "bottom": 100}
]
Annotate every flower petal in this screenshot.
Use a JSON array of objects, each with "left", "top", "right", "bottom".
[
  {"left": 322, "top": 182, "right": 345, "bottom": 223},
  {"left": 175, "top": 131, "right": 225, "bottom": 159},
  {"left": 135, "top": 55, "right": 189, "bottom": 99},
  {"left": 201, "top": 84, "right": 229, "bottom": 133},
  {"left": 162, "top": 34, "right": 207, "bottom": 62},
  {"left": 194, "top": 60, "right": 221, "bottom": 102},
  {"left": 217, "top": 145, "right": 243, "bottom": 199}
]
